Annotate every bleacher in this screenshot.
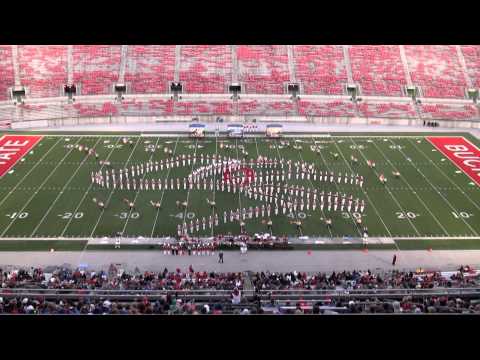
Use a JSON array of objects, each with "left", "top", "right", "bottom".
[
  {"left": 179, "top": 45, "right": 231, "bottom": 94},
  {"left": 124, "top": 45, "right": 176, "bottom": 94},
  {"left": 238, "top": 98, "right": 296, "bottom": 116},
  {"left": 0, "top": 46, "right": 14, "bottom": 101},
  {"left": 0, "top": 266, "right": 478, "bottom": 314},
  {"left": 73, "top": 45, "right": 121, "bottom": 95},
  {"left": 349, "top": 45, "right": 407, "bottom": 97},
  {"left": 293, "top": 45, "right": 347, "bottom": 95},
  {"left": 238, "top": 45, "right": 290, "bottom": 94},
  {"left": 0, "top": 45, "right": 479, "bottom": 125},
  {"left": 297, "top": 99, "right": 356, "bottom": 117},
  {"left": 357, "top": 100, "right": 417, "bottom": 119},
  {"left": 418, "top": 102, "right": 479, "bottom": 120},
  {"left": 460, "top": 45, "right": 480, "bottom": 88},
  {"left": 17, "top": 45, "right": 67, "bottom": 99},
  {"left": 404, "top": 45, "right": 467, "bottom": 99}
]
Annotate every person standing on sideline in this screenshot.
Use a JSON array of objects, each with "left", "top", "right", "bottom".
[
  {"left": 218, "top": 251, "right": 224, "bottom": 263},
  {"left": 392, "top": 254, "right": 397, "bottom": 266}
]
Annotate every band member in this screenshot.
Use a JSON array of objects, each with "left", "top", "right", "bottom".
[
  {"left": 150, "top": 200, "right": 161, "bottom": 209},
  {"left": 123, "top": 198, "right": 135, "bottom": 210},
  {"left": 93, "top": 198, "right": 106, "bottom": 209},
  {"left": 379, "top": 173, "right": 387, "bottom": 184},
  {"left": 325, "top": 218, "right": 332, "bottom": 230}
]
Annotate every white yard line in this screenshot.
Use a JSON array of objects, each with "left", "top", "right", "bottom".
[
  {"left": 388, "top": 138, "right": 479, "bottom": 236},
  {"left": 182, "top": 139, "right": 199, "bottom": 234},
  {"left": 253, "top": 136, "right": 300, "bottom": 235},
  {"left": 286, "top": 141, "right": 335, "bottom": 238},
  {"left": 0, "top": 137, "right": 62, "bottom": 209},
  {"left": 332, "top": 140, "right": 393, "bottom": 238},
  {"left": 371, "top": 139, "right": 450, "bottom": 237},
  {"left": 59, "top": 137, "right": 122, "bottom": 237},
  {"left": 29, "top": 138, "right": 102, "bottom": 237},
  {"left": 234, "top": 139, "right": 243, "bottom": 223},
  {"left": 308, "top": 140, "right": 362, "bottom": 237},
  {"left": 268, "top": 138, "right": 302, "bottom": 229},
  {"left": 88, "top": 137, "right": 142, "bottom": 238},
  {"left": 120, "top": 137, "right": 161, "bottom": 235},
  {"left": 0, "top": 137, "right": 83, "bottom": 237},
  {"left": 210, "top": 134, "right": 218, "bottom": 237},
  {"left": 349, "top": 137, "right": 422, "bottom": 237},
  {"left": 409, "top": 138, "right": 480, "bottom": 213},
  {"left": 150, "top": 137, "right": 179, "bottom": 238}
]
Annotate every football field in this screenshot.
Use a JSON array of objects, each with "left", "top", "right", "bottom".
[{"left": 0, "top": 131, "right": 479, "bottom": 251}]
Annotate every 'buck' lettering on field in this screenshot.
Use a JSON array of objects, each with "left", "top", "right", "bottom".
[
  {"left": 444, "top": 145, "right": 480, "bottom": 172},
  {"left": 427, "top": 136, "right": 480, "bottom": 185}
]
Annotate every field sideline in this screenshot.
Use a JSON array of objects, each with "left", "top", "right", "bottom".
[{"left": 0, "top": 131, "right": 479, "bottom": 251}]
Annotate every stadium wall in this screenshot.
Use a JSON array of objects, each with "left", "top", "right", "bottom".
[
  {"left": 9, "top": 114, "right": 480, "bottom": 131},
  {"left": 2, "top": 94, "right": 480, "bottom": 130}
]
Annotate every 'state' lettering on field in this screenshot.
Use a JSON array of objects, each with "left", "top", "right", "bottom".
[
  {"left": 426, "top": 136, "right": 480, "bottom": 186},
  {"left": 0, "top": 135, "right": 43, "bottom": 177}
]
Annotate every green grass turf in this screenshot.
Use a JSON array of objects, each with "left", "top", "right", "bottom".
[{"left": 0, "top": 132, "right": 479, "bottom": 252}]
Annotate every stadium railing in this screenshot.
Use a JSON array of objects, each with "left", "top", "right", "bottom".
[{"left": 2, "top": 287, "right": 479, "bottom": 301}]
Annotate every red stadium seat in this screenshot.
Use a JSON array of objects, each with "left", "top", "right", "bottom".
[
  {"left": 349, "top": 45, "right": 407, "bottom": 97},
  {"left": 293, "top": 45, "right": 347, "bottom": 95},
  {"left": 405, "top": 46, "right": 467, "bottom": 99},
  {"left": 0, "top": 46, "right": 14, "bottom": 101}
]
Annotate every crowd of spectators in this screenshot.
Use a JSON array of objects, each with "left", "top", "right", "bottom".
[
  {"left": 0, "top": 266, "right": 243, "bottom": 291},
  {"left": 1, "top": 294, "right": 479, "bottom": 314},
  {"left": 0, "top": 265, "right": 478, "bottom": 314},
  {"left": 251, "top": 267, "right": 480, "bottom": 291}
]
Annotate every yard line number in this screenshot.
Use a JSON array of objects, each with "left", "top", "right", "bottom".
[
  {"left": 6, "top": 212, "right": 29, "bottom": 219},
  {"left": 58, "top": 212, "right": 84, "bottom": 219},
  {"left": 117, "top": 212, "right": 140, "bottom": 219},
  {"left": 173, "top": 212, "right": 195, "bottom": 220},
  {"left": 396, "top": 211, "right": 419, "bottom": 219},
  {"left": 451, "top": 211, "right": 474, "bottom": 219}
]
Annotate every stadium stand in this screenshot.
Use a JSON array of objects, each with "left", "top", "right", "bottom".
[
  {"left": 174, "top": 99, "right": 233, "bottom": 115},
  {"left": 0, "top": 266, "right": 478, "bottom": 314},
  {"left": 238, "top": 45, "right": 290, "bottom": 94},
  {"left": 404, "top": 45, "right": 467, "bottom": 99},
  {"left": 73, "top": 45, "right": 121, "bottom": 95},
  {"left": 124, "top": 45, "right": 176, "bottom": 94},
  {"left": 460, "top": 45, "right": 480, "bottom": 89},
  {"left": 238, "top": 98, "right": 297, "bottom": 116},
  {"left": 293, "top": 45, "right": 348, "bottom": 95},
  {"left": 0, "top": 46, "right": 14, "bottom": 101},
  {"left": 1, "top": 45, "right": 480, "bottom": 126},
  {"left": 418, "top": 101, "right": 479, "bottom": 120},
  {"left": 17, "top": 45, "right": 67, "bottom": 99},
  {"left": 297, "top": 99, "right": 356, "bottom": 117},
  {"left": 357, "top": 100, "right": 417, "bottom": 119},
  {"left": 179, "top": 45, "right": 232, "bottom": 94},
  {"left": 349, "top": 45, "right": 407, "bottom": 96}
]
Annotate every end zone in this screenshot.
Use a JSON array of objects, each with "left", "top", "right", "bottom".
[
  {"left": 426, "top": 136, "right": 480, "bottom": 186},
  {"left": 0, "top": 135, "right": 43, "bottom": 177}
]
